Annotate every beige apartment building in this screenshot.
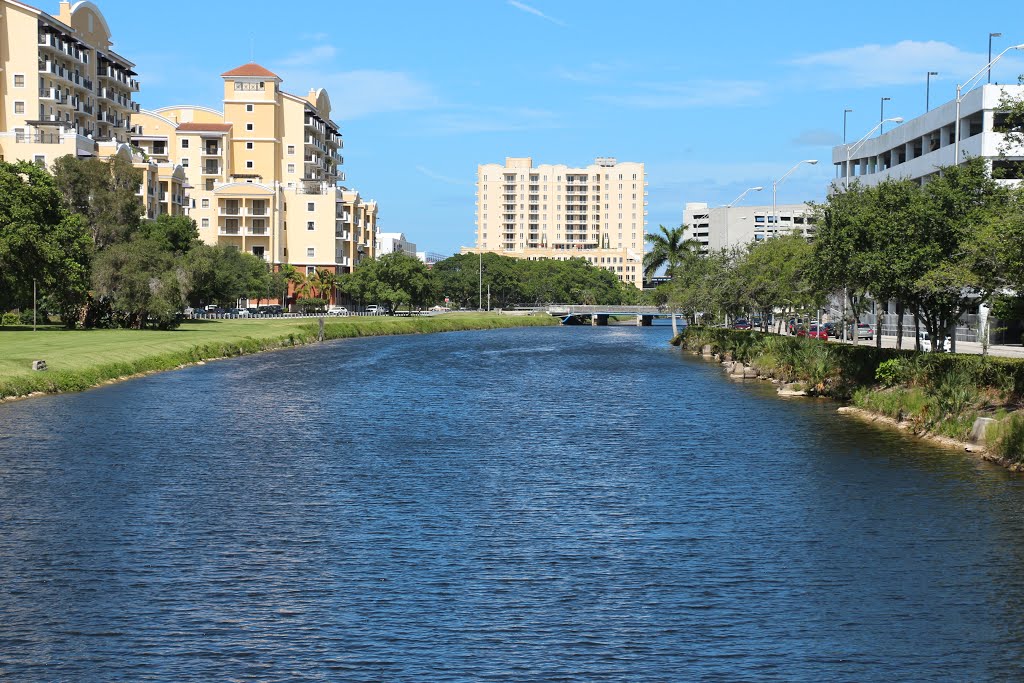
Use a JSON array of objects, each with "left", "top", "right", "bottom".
[
  {"left": 467, "top": 157, "right": 648, "bottom": 288},
  {"left": 0, "top": 1, "right": 187, "bottom": 221},
  {"left": 0, "top": 0, "right": 138, "bottom": 163},
  {"left": 129, "top": 63, "right": 378, "bottom": 297}
]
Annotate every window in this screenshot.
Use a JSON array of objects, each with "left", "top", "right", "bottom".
[
  {"left": 246, "top": 142, "right": 254, "bottom": 150},
  {"left": 33, "top": 155, "right": 45, "bottom": 167},
  {"left": 287, "top": 163, "right": 295, "bottom": 174},
  {"left": 246, "top": 160, "right": 254, "bottom": 169},
  {"left": 307, "top": 202, "right": 315, "bottom": 211},
  {"left": 181, "top": 158, "right": 189, "bottom": 167},
  {"left": 246, "top": 123, "right": 254, "bottom": 131},
  {"left": 13, "top": 74, "right": 24, "bottom": 87},
  {"left": 246, "top": 104, "right": 254, "bottom": 112},
  {"left": 201, "top": 198, "right": 209, "bottom": 208},
  {"left": 287, "top": 145, "right": 295, "bottom": 155},
  {"left": 181, "top": 139, "right": 189, "bottom": 149},
  {"left": 205, "top": 179, "right": 214, "bottom": 190},
  {"left": 201, "top": 218, "right": 209, "bottom": 227},
  {"left": 307, "top": 221, "right": 315, "bottom": 231},
  {"left": 14, "top": 101, "right": 24, "bottom": 114},
  {"left": 306, "top": 249, "right": 315, "bottom": 258}
]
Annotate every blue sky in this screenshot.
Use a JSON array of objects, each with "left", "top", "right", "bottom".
[{"left": 98, "top": 0, "right": 1024, "bottom": 255}]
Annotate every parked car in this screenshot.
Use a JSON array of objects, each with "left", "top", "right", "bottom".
[
  {"left": 797, "top": 324, "right": 829, "bottom": 341},
  {"left": 849, "top": 322, "right": 874, "bottom": 340},
  {"left": 204, "top": 306, "right": 226, "bottom": 315},
  {"left": 227, "top": 307, "right": 251, "bottom": 317},
  {"left": 327, "top": 305, "right": 349, "bottom": 316},
  {"left": 732, "top": 318, "right": 752, "bottom": 330},
  {"left": 365, "top": 305, "right": 391, "bottom": 315},
  {"left": 256, "top": 305, "right": 283, "bottom": 315},
  {"left": 429, "top": 305, "right": 451, "bottom": 312},
  {"left": 822, "top": 322, "right": 839, "bottom": 338},
  {"left": 918, "top": 330, "right": 951, "bottom": 352},
  {"left": 787, "top": 318, "right": 805, "bottom": 334}
]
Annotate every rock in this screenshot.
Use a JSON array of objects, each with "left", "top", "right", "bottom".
[
  {"left": 31, "top": 360, "right": 47, "bottom": 371},
  {"left": 742, "top": 366, "right": 759, "bottom": 379},
  {"left": 969, "top": 417, "right": 998, "bottom": 446},
  {"left": 778, "top": 382, "right": 807, "bottom": 397}
]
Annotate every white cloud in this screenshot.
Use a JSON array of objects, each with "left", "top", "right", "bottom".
[
  {"left": 420, "top": 107, "right": 560, "bottom": 135},
  {"left": 792, "top": 128, "right": 841, "bottom": 147},
  {"left": 274, "top": 67, "right": 441, "bottom": 119},
  {"left": 791, "top": 40, "right": 1024, "bottom": 88},
  {"left": 279, "top": 44, "right": 338, "bottom": 67},
  {"left": 508, "top": 0, "right": 566, "bottom": 27},
  {"left": 416, "top": 166, "right": 472, "bottom": 186},
  {"left": 593, "top": 80, "right": 767, "bottom": 109}
]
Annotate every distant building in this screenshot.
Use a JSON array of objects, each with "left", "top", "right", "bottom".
[
  {"left": 377, "top": 232, "right": 417, "bottom": 257},
  {"left": 682, "top": 202, "right": 817, "bottom": 253},
  {"left": 832, "top": 84, "right": 1024, "bottom": 187},
  {"left": 466, "top": 156, "right": 647, "bottom": 288},
  {"left": 417, "top": 251, "right": 447, "bottom": 267}
]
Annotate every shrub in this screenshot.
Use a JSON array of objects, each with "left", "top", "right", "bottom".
[
  {"left": 990, "top": 413, "right": 1024, "bottom": 463},
  {"left": 1, "top": 312, "right": 18, "bottom": 326},
  {"left": 296, "top": 297, "right": 327, "bottom": 314},
  {"left": 876, "top": 358, "right": 910, "bottom": 387}
]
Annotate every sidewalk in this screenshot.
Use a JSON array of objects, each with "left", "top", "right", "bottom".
[{"left": 834, "top": 333, "right": 1024, "bottom": 359}]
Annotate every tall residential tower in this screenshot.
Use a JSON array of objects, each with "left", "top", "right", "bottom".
[{"left": 469, "top": 157, "right": 647, "bottom": 288}]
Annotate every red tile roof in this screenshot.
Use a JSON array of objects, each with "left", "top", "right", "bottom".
[
  {"left": 220, "top": 63, "right": 280, "bottom": 79},
  {"left": 176, "top": 122, "right": 233, "bottom": 132}
]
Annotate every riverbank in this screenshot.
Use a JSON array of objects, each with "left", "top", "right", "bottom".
[
  {"left": 0, "top": 313, "right": 558, "bottom": 401},
  {"left": 674, "top": 326, "right": 1024, "bottom": 470}
]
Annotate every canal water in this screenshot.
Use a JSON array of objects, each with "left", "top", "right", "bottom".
[{"left": 1, "top": 326, "right": 1023, "bottom": 681}]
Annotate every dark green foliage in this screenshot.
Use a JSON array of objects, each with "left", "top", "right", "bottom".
[
  {"left": 137, "top": 214, "right": 200, "bottom": 254},
  {"left": 296, "top": 297, "right": 327, "bottom": 313},
  {"left": 0, "top": 160, "right": 92, "bottom": 322},
  {"left": 431, "top": 252, "right": 636, "bottom": 309},
  {"left": 343, "top": 252, "right": 433, "bottom": 311}
]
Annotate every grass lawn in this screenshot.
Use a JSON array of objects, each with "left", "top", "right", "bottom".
[{"left": 0, "top": 313, "right": 556, "bottom": 398}]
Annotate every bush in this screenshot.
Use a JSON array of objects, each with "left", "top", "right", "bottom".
[
  {"left": 876, "top": 358, "right": 910, "bottom": 387},
  {"left": 1, "top": 312, "right": 18, "bottom": 326},
  {"left": 296, "top": 297, "right": 327, "bottom": 314},
  {"left": 990, "top": 413, "right": 1024, "bottom": 463}
]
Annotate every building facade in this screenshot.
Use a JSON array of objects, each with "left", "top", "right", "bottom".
[
  {"left": 376, "top": 231, "right": 416, "bottom": 257},
  {"left": 129, "top": 63, "right": 378, "bottom": 293},
  {"left": 0, "top": 0, "right": 139, "bottom": 165},
  {"left": 467, "top": 156, "right": 647, "bottom": 288},
  {"left": 683, "top": 202, "right": 817, "bottom": 253},
  {"left": 832, "top": 84, "right": 1024, "bottom": 187}
]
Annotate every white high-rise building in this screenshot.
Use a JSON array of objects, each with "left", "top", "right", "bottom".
[
  {"left": 683, "top": 202, "right": 818, "bottom": 253},
  {"left": 467, "top": 156, "right": 648, "bottom": 288}
]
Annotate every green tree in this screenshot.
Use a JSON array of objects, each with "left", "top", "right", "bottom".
[
  {"left": 347, "top": 252, "right": 434, "bottom": 311},
  {"left": 137, "top": 214, "right": 200, "bottom": 254},
  {"left": 52, "top": 154, "right": 144, "bottom": 250},
  {"left": 0, "top": 160, "right": 92, "bottom": 325},
  {"left": 91, "top": 237, "right": 188, "bottom": 329},
  {"left": 184, "top": 244, "right": 270, "bottom": 308},
  {"left": 642, "top": 224, "right": 700, "bottom": 283}
]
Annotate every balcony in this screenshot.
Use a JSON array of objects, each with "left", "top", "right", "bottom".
[
  {"left": 335, "top": 229, "right": 351, "bottom": 240},
  {"left": 246, "top": 227, "right": 269, "bottom": 236},
  {"left": 218, "top": 227, "right": 241, "bottom": 236},
  {"left": 218, "top": 206, "right": 244, "bottom": 216},
  {"left": 336, "top": 211, "right": 352, "bottom": 222},
  {"left": 201, "top": 146, "right": 222, "bottom": 156},
  {"left": 14, "top": 131, "right": 62, "bottom": 144},
  {"left": 39, "top": 87, "right": 66, "bottom": 104},
  {"left": 202, "top": 163, "right": 221, "bottom": 176}
]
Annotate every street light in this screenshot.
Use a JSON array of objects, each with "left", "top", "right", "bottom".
[
  {"left": 880, "top": 97, "right": 892, "bottom": 134},
  {"left": 989, "top": 33, "right": 1002, "bottom": 83},
  {"left": 843, "top": 108, "right": 853, "bottom": 144},
  {"left": 772, "top": 161, "right": 817, "bottom": 239},
  {"left": 954, "top": 43, "right": 1024, "bottom": 164},
  {"left": 723, "top": 186, "right": 763, "bottom": 250},
  {"left": 844, "top": 118, "right": 904, "bottom": 189},
  {"left": 926, "top": 72, "right": 938, "bottom": 112}
]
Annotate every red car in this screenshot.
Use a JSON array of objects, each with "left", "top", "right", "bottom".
[{"left": 797, "top": 324, "right": 829, "bottom": 341}]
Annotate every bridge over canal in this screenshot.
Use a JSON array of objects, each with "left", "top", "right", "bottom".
[{"left": 545, "top": 305, "right": 683, "bottom": 327}]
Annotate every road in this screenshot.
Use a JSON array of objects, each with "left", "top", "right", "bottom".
[{"left": 830, "top": 333, "right": 1024, "bottom": 358}]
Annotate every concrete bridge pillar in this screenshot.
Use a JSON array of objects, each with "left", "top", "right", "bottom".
[
  {"left": 641, "top": 315, "right": 653, "bottom": 327},
  {"left": 592, "top": 314, "right": 609, "bottom": 326}
]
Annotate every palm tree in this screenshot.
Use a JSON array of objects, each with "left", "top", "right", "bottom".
[
  {"left": 314, "top": 268, "right": 340, "bottom": 303},
  {"left": 642, "top": 224, "right": 701, "bottom": 284},
  {"left": 643, "top": 225, "right": 701, "bottom": 336}
]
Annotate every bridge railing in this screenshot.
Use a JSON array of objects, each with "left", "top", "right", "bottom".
[{"left": 546, "top": 305, "right": 682, "bottom": 315}]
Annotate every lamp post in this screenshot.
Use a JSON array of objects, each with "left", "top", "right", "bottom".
[
  {"left": 843, "top": 108, "right": 853, "bottom": 143},
  {"left": 724, "top": 186, "right": 763, "bottom": 251},
  {"left": 926, "top": 71, "right": 938, "bottom": 111},
  {"left": 989, "top": 33, "right": 1002, "bottom": 83},
  {"left": 954, "top": 44, "right": 1024, "bottom": 165},
  {"left": 772, "top": 161, "right": 817, "bottom": 240},
  {"left": 843, "top": 118, "right": 904, "bottom": 189},
  {"left": 880, "top": 97, "right": 891, "bottom": 134}
]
